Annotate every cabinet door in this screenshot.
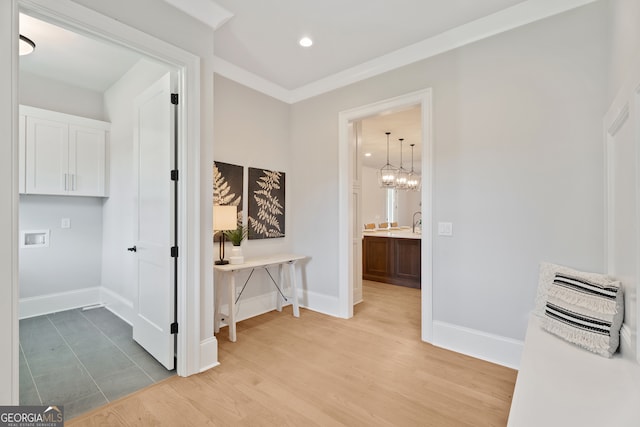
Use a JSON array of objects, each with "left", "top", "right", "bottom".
[
  {"left": 363, "top": 236, "right": 392, "bottom": 279},
  {"left": 394, "top": 238, "right": 421, "bottom": 283},
  {"left": 69, "top": 125, "right": 106, "bottom": 196},
  {"left": 25, "top": 116, "right": 69, "bottom": 195}
]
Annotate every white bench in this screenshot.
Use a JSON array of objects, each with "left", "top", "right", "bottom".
[{"left": 507, "top": 315, "right": 640, "bottom": 427}]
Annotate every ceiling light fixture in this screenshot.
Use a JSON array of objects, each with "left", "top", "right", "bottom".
[
  {"left": 378, "top": 132, "right": 397, "bottom": 188},
  {"left": 299, "top": 37, "right": 313, "bottom": 47},
  {"left": 407, "top": 143, "right": 421, "bottom": 191},
  {"left": 395, "top": 138, "right": 409, "bottom": 190},
  {"left": 19, "top": 35, "right": 36, "bottom": 56},
  {"left": 364, "top": 152, "right": 372, "bottom": 157}
]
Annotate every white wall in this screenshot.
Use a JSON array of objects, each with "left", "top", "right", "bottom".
[
  {"left": 396, "top": 189, "right": 421, "bottom": 227},
  {"left": 290, "top": 2, "right": 608, "bottom": 348},
  {"left": 18, "top": 70, "right": 106, "bottom": 306},
  {"left": 19, "top": 71, "right": 105, "bottom": 120},
  {"left": 102, "top": 58, "right": 172, "bottom": 312},
  {"left": 213, "top": 74, "right": 292, "bottom": 303},
  {"left": 19, "top": 195, "right": 103, "bottom": 298},
  {"left": 607, "top": 0, "right": 640, "bottom": 103}
]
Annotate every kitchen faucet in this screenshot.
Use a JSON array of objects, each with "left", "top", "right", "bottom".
[{"left": 412, "top": 211, "right": 422, "bottom": 233}]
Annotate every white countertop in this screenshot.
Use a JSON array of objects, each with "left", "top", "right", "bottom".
[{"left": 362, "top": 228, "right": 421, "bottom": 239}]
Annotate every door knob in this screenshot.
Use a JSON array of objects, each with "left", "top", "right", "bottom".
[{"left": 127, "top": 246, "right": 137, "bottom": 252}]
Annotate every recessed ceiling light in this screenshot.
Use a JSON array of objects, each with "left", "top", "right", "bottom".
[
  {"left": 364, "top": 153, "right": 372, "bottom": 157},
  {"left": 299, "top": 37, "right": 313, "bottom": 47}
]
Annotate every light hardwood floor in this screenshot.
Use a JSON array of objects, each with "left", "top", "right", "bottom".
[{"left": 68, "top": 281, "right": 517, "bottom": 426}]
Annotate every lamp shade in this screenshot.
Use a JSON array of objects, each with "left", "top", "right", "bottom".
[{"left": 213, "top": 205, "right": 237, "bottom": 231}]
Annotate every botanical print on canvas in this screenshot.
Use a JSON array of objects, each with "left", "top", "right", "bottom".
[
  {"left": 213, "top": 161, "right": 243, "bottom": 240},
  {"left": 248, "top": 167, "right": 285, "bottom": 239}
]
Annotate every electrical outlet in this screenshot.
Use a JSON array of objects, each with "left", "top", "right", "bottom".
[{"left": 61, "top": 218, "right": 71, "bottom": 229}]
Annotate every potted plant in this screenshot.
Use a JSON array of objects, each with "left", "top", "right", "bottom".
[{"left": 223, "top": 223, "right": 248, "bottom": 264}]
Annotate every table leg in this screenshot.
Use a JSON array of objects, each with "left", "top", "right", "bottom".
[
  {"left": 289, "top": 261, "right": 300, "bottom": 317},
  {"left": 276, "top": 264, "right": 283, "bottom": 312},
  {"left": 228, "top": 271, "right": 237, "bottom": 342}
]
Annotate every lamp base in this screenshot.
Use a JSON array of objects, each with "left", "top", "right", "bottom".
[{"left": 215, "top": 259, "right": 229, "bottom": 265}]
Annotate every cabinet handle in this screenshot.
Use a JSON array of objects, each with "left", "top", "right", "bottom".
[
  {"left": 72, "top": 174, "right": 76, "bottom": 191},
  {"left": 127, "top": 246, "right": 137, "bottom": 252},
  {"left": 64, "top": 173, "right": 68, "bottom": 191}
]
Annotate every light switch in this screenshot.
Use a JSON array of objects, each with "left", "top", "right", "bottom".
[
  {"left": 61, "top": 218, "right": 71, "bottom": 229},
  {"left": 438, "top": 222, "right": 453, "bottom": 236}
]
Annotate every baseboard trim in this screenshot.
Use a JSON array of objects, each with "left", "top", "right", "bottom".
[
  {"left": 99, "top": 287, "right": 134, "bottom": 325},
  {"left": 432, "top": 320, "right": 524, "bottom": 370},
  {"left": 217, "top": 291, "right": 283, "bottom": 326},
  {"left": 215, "top": 288, "right": 342, "bottom": 325},
  {"left": 19, "top": 287, "right": 101, "bottom": 319},
  {"left": 299, "top": 289, "right": 341, "bottom": 317},
  {"left": 199, "top": 336, "right": 220, "bottom": 372},
  {"left": 619, "top": 323, "right": 635, "bottom": 361}
]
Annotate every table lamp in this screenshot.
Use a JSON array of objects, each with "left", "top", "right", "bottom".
[{"left": 213, "top": 205, "right": 237, "bottom": 265}]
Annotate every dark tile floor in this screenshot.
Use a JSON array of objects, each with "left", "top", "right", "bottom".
[{"left": 19, "top": 307, "right": 175, "bottom": 419}]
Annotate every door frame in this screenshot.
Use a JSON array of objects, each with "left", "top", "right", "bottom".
[
  {"left": 14, "top": 0, "right": 202, "bottom": 379},
  {"left": 337, "top": 89, "right": 434, "bottom": 343},
  {"left": 603, "top": 64, "right": 640, "bottom": 363},
  {"left": 1, "top": 0, "right": 20, "bottom": 404}
]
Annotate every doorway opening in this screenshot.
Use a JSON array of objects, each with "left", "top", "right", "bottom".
[
  {"left": 337, "top": 89, "right": 433, "bottom": 342},
  {"left": 13, "top": 0, "right": 202, "bottom": 415},
  {"left": 358, "top": 107, "right": 423, "bottom": 294},
  {"left": 17, "top": 11, "right": 177, "bottom": 417}
]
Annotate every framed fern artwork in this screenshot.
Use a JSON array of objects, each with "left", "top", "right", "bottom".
[
  {"left": 248, "top": 167, "right": 285, "bottom": 239},
  {"left": 213, "top": 161, "right": 243, "bottom": 241}
]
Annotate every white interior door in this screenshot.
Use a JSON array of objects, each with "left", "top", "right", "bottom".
[{"left": 132, "top": 72, "right": 175, "bottom": 370}]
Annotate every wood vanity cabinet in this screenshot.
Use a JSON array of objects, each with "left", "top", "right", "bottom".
[{"left": 362, "top": 236, "right": 421, "bottom": 289}]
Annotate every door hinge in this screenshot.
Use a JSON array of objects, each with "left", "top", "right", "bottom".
[
  {"left": 171, "top": 93, "right": 179, "bottom": 105},
  {"left": 170, "top": 169, "right": 179, "bottom": 181},
  {"left": 171, "top": 246, "right": 179, "bottom": 258},
  {"left": 171, "top": 322, "right": 178, "bottom": 334}
]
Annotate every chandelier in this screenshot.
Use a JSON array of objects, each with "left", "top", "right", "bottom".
[
  {"left": 395, "top": 138, "right": 410, "bottom": 190},
  {"left": 406, "top": 143, "right": 421, "bottom": 191},
  {"left": 377, "top": 132, "right": 397, "bottom": 188}
]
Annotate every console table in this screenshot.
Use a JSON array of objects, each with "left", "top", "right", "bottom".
[{"left": 213, "top": 253, "right": 306, "bottom": 342}]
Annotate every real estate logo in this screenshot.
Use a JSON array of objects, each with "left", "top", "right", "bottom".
[{"left": 0, "top": 406, "right": 63, "bottom": 427}]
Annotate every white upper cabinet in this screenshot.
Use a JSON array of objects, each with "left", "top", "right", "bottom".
[
  {"left": 25, "top": 116, "right": 70, "bottom": 195},
  {"left": 69, "top": 125, "right": 106, "bottom": 196},
  {"left": 20, "top": 106, "right": 109, "bottom": 197}
]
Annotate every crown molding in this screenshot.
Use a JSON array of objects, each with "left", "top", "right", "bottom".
[
  {"left": 213, "top": 56, "right": 294, "bottom": 103},
  {"left": 213, "top": 0, "right": 598, "bottom": 104},
  {"left": 164, "top": 0, "right": 233, "bottom": 30}
]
